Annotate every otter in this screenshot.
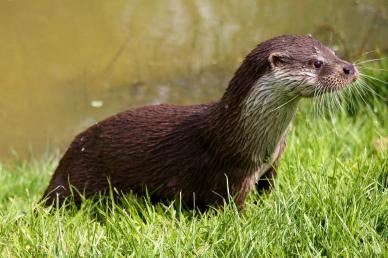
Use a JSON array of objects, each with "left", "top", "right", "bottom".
[{"left": 41, "top": 35, "right": 358, "bottom": 209}]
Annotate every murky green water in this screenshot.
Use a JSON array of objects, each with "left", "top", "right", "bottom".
[{"left": 0, "top": 0, "right": 387, "bottom": 160}]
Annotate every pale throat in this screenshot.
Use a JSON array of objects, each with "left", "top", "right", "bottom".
[{"left": 238, "top": 77, "right": 300, "bottom": 163}]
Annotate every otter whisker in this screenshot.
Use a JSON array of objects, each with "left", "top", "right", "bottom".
[
  {"left": 345, "top": 83, "right": 365, "bottom": 108},
  {"left": 319, "top": 86, "right": 326, "bottom": 116},
  {"left": 333, "top": 90, "right": 341, "bottom": 112},
  {"left": 354, "top": 50, "right": 380, "bottom": 63},
  {"left": 355, "top": 80, "right": 369, "bottom": 98},
  {"left": 313, "top": 84, "right": 321, "bottom": 116},
  {"left": 359, "top": 73, "right": 388, "bottom": 85},
  {"left": 331, "top": 92, "right": 340, "bottom": 114},
  {"left": 359, "top": 77, "right": 387, "bottom": 99},
  {"left": 328, "top": 90, "right": 335, "bottom": 113},
  {"left": 351, "top": 81, "right": 367, "bottom": 107},
  {"left": 321, "top": 90, "right": 330, "bottom": 115},
  {"left": 358, "top": 79, "right": 387, "bottom": 101},
  {"left": 339, "top": 88, "right": 348, "bottom": 111},
  {"left": 355, "top": 57, "right": 388, "bottom": 65},
  {"left": 350, "top": 81, "right": 365, "bottom": 105},
  {"left": 327, "top": 93, "right": 334, "bottom": 114},
  {"left": 334, "top": 91, "right": 342, "bottom": 111},
  {"left": 345, "top": 83, "right": 357, "bottom": 110},
  {"left": 318, "top": 87, "right": 325, "bottom": 116},
  {"left": 270, "top": 95, "right": 299, "bottom": 113},
  {"left": 312, "top": 85, "right": 321, "bottom": 117},
  {"left": 359, "top": 67, "right": 388, "bottom": 72}
]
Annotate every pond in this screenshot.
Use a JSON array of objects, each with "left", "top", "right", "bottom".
[{"left": 0, "top": 0, "right": 387, "bottom": 160}]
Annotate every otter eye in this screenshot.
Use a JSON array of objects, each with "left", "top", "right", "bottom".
[{"left": 314, "top": 60, "right": 323, "bottom": 69}]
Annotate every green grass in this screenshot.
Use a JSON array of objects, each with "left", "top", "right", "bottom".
[{"left": 1, "top": 87, "right": 387, "bottom": 256}]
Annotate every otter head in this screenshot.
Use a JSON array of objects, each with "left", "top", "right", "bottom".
[
  {"left": 223, "top": 35, "right": 359, "bottom": 106},
  {"left": 264, "top": 35, "right": 359, "bottom": 97}
]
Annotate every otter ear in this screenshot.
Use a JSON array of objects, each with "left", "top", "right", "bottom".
[{"left": 268, "top": 52, "right": 289, "bottom": 69}]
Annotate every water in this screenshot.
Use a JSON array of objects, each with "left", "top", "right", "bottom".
[{"left": 0, "top": 0, "right": 387, "bottom": 160}]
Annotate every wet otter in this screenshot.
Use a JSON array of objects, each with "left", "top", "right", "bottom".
[{"left": 41, "top": 35, "right": 358, "bottom": 209}]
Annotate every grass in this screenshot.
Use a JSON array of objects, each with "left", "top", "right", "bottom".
[{"left": 0, "top": 75, "right": 387, "bottom": 257}]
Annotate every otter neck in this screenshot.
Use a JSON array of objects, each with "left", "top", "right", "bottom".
[{"left": 209, "top": 73, "right": 300, "bottom": 166}]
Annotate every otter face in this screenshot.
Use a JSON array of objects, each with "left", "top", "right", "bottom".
[{"left": 266, "top": 35, "right": 359, "bottom": 97}]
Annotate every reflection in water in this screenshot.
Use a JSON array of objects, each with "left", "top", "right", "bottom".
[{"left": 0, "top": 0, "right": 387, "bottom": 160}]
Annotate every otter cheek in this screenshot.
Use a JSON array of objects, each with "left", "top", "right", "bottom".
[
  {"left": 305, "top": 76, "right": 320, "bottom": 96},
  {"left": 296, "top": 82, "right": 316, "bottom": 97}
]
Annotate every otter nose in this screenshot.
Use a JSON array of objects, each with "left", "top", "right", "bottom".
[{"left": 343, "top": 64, "right": 355, "bottom": 75}]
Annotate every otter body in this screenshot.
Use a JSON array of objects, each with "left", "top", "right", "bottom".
[
  {"left": 43, "top": 103, "right": 287, "bottom": 207},
  {"left": 42, "top": 35, "right": 358, "bottom": 209}
]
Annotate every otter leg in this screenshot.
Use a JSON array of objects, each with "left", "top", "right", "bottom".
[
  {"left": 256, "top": 166, "right": 277, "bottom": 194},
  {"left": 256, "top": 129, "right": 287, "bottom": 194},
  {"left": 40, "top": 174, "right": 72, "bottom": 207}
]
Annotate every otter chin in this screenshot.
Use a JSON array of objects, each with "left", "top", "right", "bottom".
[{"left": 41, "top": 35, "right": 358, "bottom": 210}]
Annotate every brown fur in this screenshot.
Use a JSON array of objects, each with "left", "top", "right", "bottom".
[{"left": 41, "top": 35, "right": 358, "bottom": 209}]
